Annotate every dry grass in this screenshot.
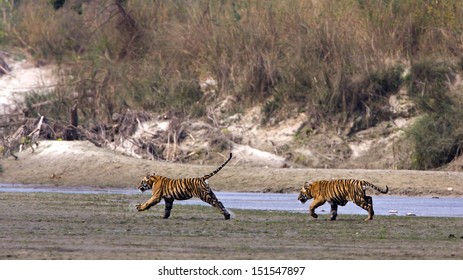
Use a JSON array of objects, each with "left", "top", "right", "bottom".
[
  {"left": 3, "top": 0, "right": 463, "bottom": 170},
  {"left": 5, "top": 0, "right": 463, "bottom": 122}
]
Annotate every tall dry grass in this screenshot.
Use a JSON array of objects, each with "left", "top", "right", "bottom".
[
  {"left": 2, "top": 0, "right": 463, "bottom": 167},
  {"left": 6, "top": 0, "right": 463, "bottom": 117}
]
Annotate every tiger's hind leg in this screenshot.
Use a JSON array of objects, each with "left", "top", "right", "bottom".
[
  {"left": 365, "top": 195, "right": 374, "bottom": 221},
  {"left": 328, "top": 201, "right": 338, "bottom": 221},
  {"left": 200, "top": 188, "right": 230, "bottom": 220},
  {"left": 217, "top": 200, "right": 231, "bottom": 220},
  {"left": 355, "top": 196, "right": 374, "bottom": 221},
  {"left": 163, "top": 196, "right": 174, "bottom": 219}
]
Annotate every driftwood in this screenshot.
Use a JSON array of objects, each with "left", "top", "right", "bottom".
[
  {"left": 0, "top": 141, "right": 18, "bottom": 159},
  {"left": 1, "top": 108, "right": 229, "bottom": 163},
  {"left": 0, "top": 55, "right": 10, "bottom": 75},
  {"left": 0, "top": 109, "right": 25, "bottom": 129},
  {"left": 1, "top": 105, "right": 158, "bottom": 159},
  {"left": 20, "top": 115, "right": 43, "bottom": 152}
]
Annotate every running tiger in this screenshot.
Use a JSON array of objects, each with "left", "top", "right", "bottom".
[
  {"left": 298, "top": 179, "right": 389, "bottom": 221},
  {"left": 135, "top": 153, "right": 232, "bottom": 219}
]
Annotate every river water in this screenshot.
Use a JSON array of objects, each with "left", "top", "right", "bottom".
[{"left": 1, "top": 184, "right": 462, "bottom": 218}]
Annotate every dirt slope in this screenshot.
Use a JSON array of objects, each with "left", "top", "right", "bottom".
[{"left": 1, "top": 140, "right": 462, "bottom": 197}]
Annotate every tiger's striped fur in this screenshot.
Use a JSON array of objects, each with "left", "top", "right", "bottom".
[
  {"left": 298, "top": 179, "right": 389, "bottom": 221},
  {"left": 136, "top": 153, "right": 232, "bottom": 219}
]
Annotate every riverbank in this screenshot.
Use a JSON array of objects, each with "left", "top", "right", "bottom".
[{"left": 1, "top": 140, "right": 463, "bottom": 197}]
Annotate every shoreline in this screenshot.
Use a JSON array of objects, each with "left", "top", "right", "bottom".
[{"left": 1, "top": 140, "right": 462, "bottom": 197}]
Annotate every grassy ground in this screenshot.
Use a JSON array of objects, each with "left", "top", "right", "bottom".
[{"left": 1, "top": 192, "right": 462, "bottom": 260}]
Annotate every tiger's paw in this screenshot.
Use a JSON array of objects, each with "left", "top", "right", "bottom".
[{"left": 135, "top": 204, "right": 145, "bottom": 211}]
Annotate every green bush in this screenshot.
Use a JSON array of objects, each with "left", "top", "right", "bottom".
[
  {"left": 24, "top": 89, "right": 69, "bottom": 120},
  {"left": 406, "top": 59, "right": 463, "bottom": 169},
  {"left": 408, "top": 113, "right": 463, "bottom": 169},
  {"left": 344, "top": 64, "right": 405, "bottom": 131},
  {"left": 408, "top": 59, "right": 456, "bottom": 112}
]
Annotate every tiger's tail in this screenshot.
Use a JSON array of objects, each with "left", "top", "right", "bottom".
[
  {"left": 203, "top": 153, "right": 233, "bottom": 180},
  {"left": 366, "top": 181, "right": 389, "bottom": 194}
]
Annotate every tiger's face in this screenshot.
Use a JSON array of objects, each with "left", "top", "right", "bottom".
[
  {"left": 137, "top": 173, "right": 155, "bottom": 192},
  {"left": 298, "top": 182, "right": 313, "bottom": 203}
]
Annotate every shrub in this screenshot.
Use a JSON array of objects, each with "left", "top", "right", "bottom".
[
  {"left": 408, "top": 113, "right": 463, "bottom": 169},
  {"left": 23, "top": 89, "right": 72, "bottom": 126},
  {"left": 406, "top": 59, "right": 463, "bottom": 169},
  {"left": 408, "top": 59, "right": 456, "bottom": 113}
]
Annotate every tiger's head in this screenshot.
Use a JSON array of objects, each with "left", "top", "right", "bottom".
[
  {"left": 298, "top": 181, "right": 313, "bottom": 203},
  {"left": 137, "top": 173, "right": 156, "bottom": 192}
]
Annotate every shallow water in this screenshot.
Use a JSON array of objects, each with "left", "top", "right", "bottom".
[
  {"left": 1, "top": 184, "right": 462, "bottom": 217},
  {"left": 214, "top": 192, "right": 463, "bottom": 218}
]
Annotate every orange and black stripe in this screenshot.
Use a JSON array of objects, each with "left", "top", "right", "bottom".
[
  {"left": 136, "top": 153, "right": 232, "bottom": 219},
  {"left": 298, "top": 179, "right": 388, "bottom": 221}
]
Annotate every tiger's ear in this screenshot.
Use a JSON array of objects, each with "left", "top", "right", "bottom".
[{"left": 304, "top": 182, "right": 310, "bottom": 187}]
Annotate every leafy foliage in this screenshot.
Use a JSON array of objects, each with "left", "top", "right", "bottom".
[{"left": 406, "top": 59, "right": 463, "bottom": 169}]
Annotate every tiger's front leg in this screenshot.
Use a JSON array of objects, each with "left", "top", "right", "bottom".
[
  {"left": 308, "top": 198, "right": 326, "bottom": 219},
  {"left": 136, "top": 195, "right": 161, "bottom": 211}
]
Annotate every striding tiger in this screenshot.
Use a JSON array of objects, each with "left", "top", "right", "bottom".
[
  {"left": 135, "top": 153, "right": 232, "bottom": 220},
  {"left": 298, "top": 179, "right": 389, "bottom": 221}
]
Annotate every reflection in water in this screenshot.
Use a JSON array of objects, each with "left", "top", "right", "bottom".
[{"left": 1, "top": 184, "right": 462, "bottom": 217}]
